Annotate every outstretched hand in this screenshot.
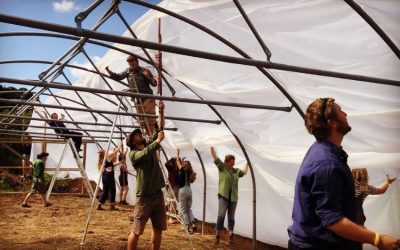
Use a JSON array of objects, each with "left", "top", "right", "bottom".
[
  {"left": 156, "top": 131, "right": 165, "bottom": 144},
  {"left": 387, "top": 175, "right": 397, "bottom": 185}
]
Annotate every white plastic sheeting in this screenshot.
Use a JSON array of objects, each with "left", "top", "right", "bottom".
[{"left": 28, "top": 0, "right": 400, "bottom": 248}]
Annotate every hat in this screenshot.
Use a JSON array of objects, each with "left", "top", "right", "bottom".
[
  {"left": 126, "top": 55, "right": 138, "bottom": 62},
  {"left": 37, "top": 152, "right": 49, "bottom": 159},
  {"left": 126, "top": 129, "right": 143, "bottom": 148}
]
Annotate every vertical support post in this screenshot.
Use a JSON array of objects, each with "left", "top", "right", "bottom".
[
  {"left": 195, "top": 149, "right": 207, "bottom": 236},
  {"left": 157, "top": 18, "right": 162, "bottom": 96},
  {"left": 81, "top": 100, "right": 122, "bottom": 245},
  {"left": 46, "top": 142, "right": 69, "bottom": 202},
  {"left": 82, "top": 142, "right": 87, "bottom": 195}
]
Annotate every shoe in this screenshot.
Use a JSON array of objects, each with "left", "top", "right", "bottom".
[
  {"left": 192, "top": 223, "right": 197, "bottom": 232},
  {"left": 110, "top": 205, "right": 119, "bottom": 211},
  {"left": 228, "top": 232, "right": 234, "bottom": 244},
  {"left": 22, "top": 203, "right": 31, "bottom": 208},
  {"left": 188, "top": 227, "right": 194, "bottom": 234},
  {"left": 44, "top": 202, "right": 52, "bottom": 207},
  {"left": 214, "top": 235, "right": 220, "bottom": 245},
  {"left": 96, "top": 204, "right": 105, "bottom": 211},
  {"left": 122, "top": 200, "right": 129, "bottom": 205}
]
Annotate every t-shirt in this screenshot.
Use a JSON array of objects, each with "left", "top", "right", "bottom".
[
  {"left": 32, "top": 159, "right": 45, "bottom": 179},
  {"left": 214, "top": 158, "right": 244, "bottom": 203},
  {"left": 129, "top": 132, "right": 165, "bottom": 195},
  {"left": 48, "top": 120, "right": 67, "bottom": 134},
  {"left": 354, "top": 181, "right": 377, "bottom": 225},
  {"left": 288, "top": 140, "right": 359, "bottom": 249}
]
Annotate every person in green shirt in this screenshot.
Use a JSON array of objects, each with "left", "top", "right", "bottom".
[
  {"left": 127, "top": 101, "right": 166, "bottom": 250},
  {"left": 22, "top": 152, "right": 51, "bottom": 208},
  {"left": 210, "top": 147, "right": 249, "bottom": 245}
]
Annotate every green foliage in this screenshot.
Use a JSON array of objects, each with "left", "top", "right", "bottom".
[
  {"left": 43, "top": 173, "right": 69, "bottom": 193},
  {"left": 0, "top": 176, "right": 12, "bottom": 191}
]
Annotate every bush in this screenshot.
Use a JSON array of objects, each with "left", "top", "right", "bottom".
[
  {"left": 43, "top": 173, "right": 69, "bottom": 193},
  {"left": 0, "top": 176, "right": 12, "bottom": 191}
]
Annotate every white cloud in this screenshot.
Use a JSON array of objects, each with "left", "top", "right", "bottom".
[
  {"left": 53, "top": 0, "right": 80, "bottom": 13},
  {"left": 69, "top": 56, "right": 101, "bottom": 80}
]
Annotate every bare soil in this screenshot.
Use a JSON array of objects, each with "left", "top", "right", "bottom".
[{"left": 0, "top": 193, "right": 285, "bottom": 250}]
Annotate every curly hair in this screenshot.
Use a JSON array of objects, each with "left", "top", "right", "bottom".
[
  {"left": 352, "top": 168, "right": 369, "bottom": 189},
  {"left": 305, "top": 97, "right": 337, "bottom": 140}
]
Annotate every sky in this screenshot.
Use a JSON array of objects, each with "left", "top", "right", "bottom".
[{"left": 0, "top": 0, "right": 160, "bottom": 93}]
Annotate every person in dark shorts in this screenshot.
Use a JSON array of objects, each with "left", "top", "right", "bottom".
[
  {"left": 127, "top": 101, "right": 166, "bottom": 250},
  {"left": 97, "top": 144, "right": 124, "bottom": 211},
  {"left": 119, "top": 151, "right": 130, "bottom": 205},
  {"left": 22, "top": 152, "right": 51, "bottom": 208}
]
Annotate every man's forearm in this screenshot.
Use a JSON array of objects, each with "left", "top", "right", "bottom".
[{"left": 327, "top": 218, "right": 375, "bottom": 245}]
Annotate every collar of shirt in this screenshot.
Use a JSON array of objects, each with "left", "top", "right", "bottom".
[{"left": 318, "top": 140, "right": 348, "bottom": 164}]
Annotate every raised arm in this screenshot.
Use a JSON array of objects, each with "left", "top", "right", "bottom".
[
  {"left": 157, "top": 100, "right": 165, "bottom": 130},
  {"left": 373, "top": 175, "right": 397, "bottom": 195},
  {"left": 106, "top": 66, "right": 127, "bottom": 81},
  {"left": 142, "top": 68, "right": 157, "bottom": 87},
  {"left": 176, "top": 149, "right": 183, "bottom": 169},
  {"left": 241, "top": 163, "right": 249, "bottom": 175},
  {"left": 130, "top": 131, "right": 164, "bottom": 164},
  {"left": 210, "top": 147, "right": 218, "bottom": 161},
  {"left": 106, "top": 144, "right": 122, "bottom": 161}
]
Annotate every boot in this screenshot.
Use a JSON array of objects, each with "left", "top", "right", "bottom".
[
  {"left": 110, "top": 204, "right": 119, "bottom": 211},
  {"left": 96, "top": 204, "right": 104, "bottom": 211},
  {"left": 228, "top": 231, "right": 234, "bottom": 244},
  {"left": 214, "top": 230, "right": 221, "bottom": 244}
]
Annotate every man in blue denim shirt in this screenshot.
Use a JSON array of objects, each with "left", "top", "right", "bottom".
[{"left": 288, "top": 98, "right": 399, "bottom": 250}]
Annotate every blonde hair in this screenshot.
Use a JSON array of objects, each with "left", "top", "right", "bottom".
[
  {"left": 97, "top": 149, "right": 105, "bottom": 170},
  {"left": 352, "top": 168, "right": 369, "bottom": 189}
]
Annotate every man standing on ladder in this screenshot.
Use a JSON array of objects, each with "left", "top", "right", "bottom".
[
  {"left": 126, "top": 101, "right": 166, "bottom": 250},
  {"left": 106, "top": 55, "right": 157, "bottom": 135}
]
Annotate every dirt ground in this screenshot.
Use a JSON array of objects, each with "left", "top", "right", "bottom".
[{"left": 0, "top": 193, "right": 285, "bottom": 250}]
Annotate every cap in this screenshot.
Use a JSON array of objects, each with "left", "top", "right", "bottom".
[
  {"left": 126, "top": 128, "right": 143, "bottom": 148},
  {"left": 126, "top": 55, "right": 138, "bottom": 62},
  {"left": 37, "top": 152, "right": 49, "bottom": 159}
]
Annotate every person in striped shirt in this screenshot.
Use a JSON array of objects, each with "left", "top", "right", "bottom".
[{"left": 352, "top": 168, "right": 397, "bottom": 226}]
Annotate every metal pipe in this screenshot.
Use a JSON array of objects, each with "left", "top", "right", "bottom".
[
  {"left": 1, "top": 13, "right": 397, "bottom": 87},
  {"left": 0, "top": 137, "right": 106, "bottom": 144},
  {"left": 61, "top": 72, "right": 98, "bottom": 122},
  {"left": 0, "top": 129, "right": 123, "bottom": 140},
  {"left": 122, "top": 0, "right": 306, "bottom": 118},
  {"left": 75, "top": 0, "right": 105, "bottom": 28},
  {"left": 195, "top": 149, "right": 207, "bottom": 236},
  {"left": 6, "top": 123, "right": 134, "bottom": 134},
  {"left": 0, "top": 113, "right": 178, "bottom": 131},
  {"left": 344, "top": 0, "right": 400, "bottom": 59},
  {"left": 81, "top": 100, "right": 122, "bottom": 244},
  {"left": 0, "top": 77, "right": 292, "bottom": 111},
  {"left": 39, "top": 2, "right": 117, "bottom": 80},
  {"left": 115, "top": 9, "right": 176, "bottom": 96},
  {"left": 232, "top": 0, "right": 271, "bottom": 60},
  {"left": 0, "top": 98, "right": 223, "bottom": 125}
]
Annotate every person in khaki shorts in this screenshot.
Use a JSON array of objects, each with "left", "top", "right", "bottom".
[
  {"left": 106, "top": 55, "right": 157, "bottom": 135},
  {"left": 127, "top": 101, "right": 166, "bottom": 250}
]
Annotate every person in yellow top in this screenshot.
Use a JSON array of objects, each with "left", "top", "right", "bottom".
[{"left": 210, "top": 147, "right": 248, "bottom": 245}]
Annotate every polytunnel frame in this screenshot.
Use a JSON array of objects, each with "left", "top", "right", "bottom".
[{"left": 1, "top": 0, "right": 399, "bottom": 249}]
